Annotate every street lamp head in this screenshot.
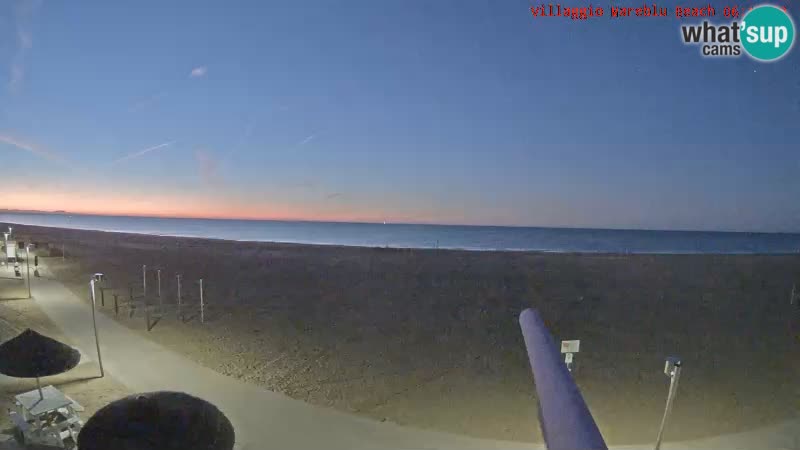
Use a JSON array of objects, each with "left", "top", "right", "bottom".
[
  {"left": 664, "top": 356, "right": 681, "bottom": 376},
  {"left": 93, "top": 273, "right": 105, "bottom": 282}
]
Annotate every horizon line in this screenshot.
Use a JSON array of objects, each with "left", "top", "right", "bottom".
[{"left": 0, "top": 208, "right": 798, "bottom": 235}]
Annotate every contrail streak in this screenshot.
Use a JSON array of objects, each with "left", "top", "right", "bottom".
[
  {"left": 0, "top": 133, "right": 70, "bottom": 166},
  {"left": 111, "top": 140, "right": 177, "bottom": 165}
]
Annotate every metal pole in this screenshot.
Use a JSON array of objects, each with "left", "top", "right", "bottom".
[
  {"left": 25, "top": 246, "right": 31, "bottom": 298},
  {"left": 199, "top": 278, "right": 204, "bottom": 324},
  {"left": 519, "top": 309, "right": 607, "bottom": 450},
  {"left": 62, "top": 244, "right": 65, "bottom": 261},
  {"left": 142, "top": 264, "right": 147, "bottom": 297},
  {"left": 655, "top": 364, "right": 682, "bottom": 450},
  {"left": 157, "top": 269, "right": 162, "bottom": 306},
  {"left": 145, "top": 294, "right": 151, "bottom": 331},
  {"left": 791, "top": 283, "right": 796, "bottom": 305},
  {"left": 90, "top": 280, "right": 105, "bottom": 378},
  {"left": 177, "top": 274, "right": 182, "bottom": 319}
]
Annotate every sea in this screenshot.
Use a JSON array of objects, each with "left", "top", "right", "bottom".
[{"left": 1, "top": 212, "right": 800, "bottom": 254}]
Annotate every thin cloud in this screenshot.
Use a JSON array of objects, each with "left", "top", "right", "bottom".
[
  {"left": 325, "top": 192, "right": 343, "bottom": 200},
  {"left": 298, "top": 134, "right": 315, "bottom": 146},
  {"left": 0, "top": 133, "right": 70, "bottom": 166},
  {"left": 7, "top": 0, "right": 42, "bottom": 93},
  {"left": 195, "top": 149, "right": 221, "bottom": 184},
  {"left": 111, "top": 141, "right": 177, "bottom": 165},
  {"left": 223, "top": 118, "right": 257, "bottom": 163},
  {"left": 8, "top": 64, "right": 25, "bottom": 93},
  {"left": 129, "top": 91, "right": 168, "bottom": 113},
  {"left": 18, "top": 29, "right": 32, "bottom": 49},
  {"left": 190, "top": 66, "right": 208, "bottom": 78},
  {"left": 289, "top": 180, "right": 315, "bottom": 189}
]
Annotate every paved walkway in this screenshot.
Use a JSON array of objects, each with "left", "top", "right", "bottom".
[{"left": 8, "top": 268, "right": 799, "bottom": 449}]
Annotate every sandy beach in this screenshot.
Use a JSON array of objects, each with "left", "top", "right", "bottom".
[{"left": 7, "top": 223, "right": 800, "bottom": 445}]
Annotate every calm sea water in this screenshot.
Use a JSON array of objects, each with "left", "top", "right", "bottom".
[{"left": 1, "top": 212, "right": 800, "bottom": 254}]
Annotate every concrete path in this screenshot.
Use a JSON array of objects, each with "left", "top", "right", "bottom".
[{"left": 10, "top": 271, "right": 799, "bottom": 450}]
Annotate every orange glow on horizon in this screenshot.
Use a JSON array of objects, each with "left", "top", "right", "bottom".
[{"left": 0, "top": 188, "right": 438, "bottom": 224}]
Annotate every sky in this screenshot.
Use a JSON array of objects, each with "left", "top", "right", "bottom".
[{"left": 0, "top": 0, "right": 798, "bottom": 232}]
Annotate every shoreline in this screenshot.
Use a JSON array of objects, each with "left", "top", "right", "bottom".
[
  {"left": 5, "top": 221, "right": 800, "bottom": 256},
  {"left": 5, "top": 210, "right": 800, "bottom": 235},
  {"left": 8, "top": 223, "right": 800, "bottom": 444}
]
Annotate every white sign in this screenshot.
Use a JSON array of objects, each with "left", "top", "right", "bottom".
[
  {"left": 561, "top": 340, "right": 580, "bottom": 354},
  {"left": 565, "top": 353, "right": 574, "bottom": 364}
]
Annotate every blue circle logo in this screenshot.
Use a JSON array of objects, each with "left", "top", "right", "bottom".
[{"left": 741, "top": 5, "right": 795, "bottom": 62}]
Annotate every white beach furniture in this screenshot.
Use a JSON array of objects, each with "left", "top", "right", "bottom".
[
  {"left": 8, "top": 385, "right": 84, "bottom": 449},
  {"left": 5, "top": 240, "right": 17, "bottom": 264}
]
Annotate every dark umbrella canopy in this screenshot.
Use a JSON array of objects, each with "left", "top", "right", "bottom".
[
  {"left": 0, "top": 328, "right": 81, "bottom": 378},
  {"left": 78, "top": 391, "right": 235, "bottom": 450}
]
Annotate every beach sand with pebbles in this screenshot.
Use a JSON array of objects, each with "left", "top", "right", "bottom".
[{"left": 8, "top": 223, "right": 800, "bottom": 445}]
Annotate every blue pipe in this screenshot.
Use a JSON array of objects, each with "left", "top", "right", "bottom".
[{"left": 518, "top": 308, "right": 607, "bottom": 450}]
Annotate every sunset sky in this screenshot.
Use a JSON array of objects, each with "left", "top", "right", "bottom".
[{"left": 1, "top": 0, "right": 798, "bottom": 231}]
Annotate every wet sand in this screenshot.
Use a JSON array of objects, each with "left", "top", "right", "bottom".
[{"left": 10, "top": 223, "right": 800, "bottom": 444}]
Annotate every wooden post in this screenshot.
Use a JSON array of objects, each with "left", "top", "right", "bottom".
[
  {"left": 157, "top": 269, "right": 162, "bottom": 306},
  {"left": 113, "top": 294, "right": 119, "bottom": 316},
  {"left": 199, "top": 278, "right": 204, "bottom": 324},
  {"left": 176, "top": 274, "right": 182, "bottom": 319},
  {"left": 129, "top": 286, "right": 135, "bottom": 318},
  {"left": 145, "top": 295, "right": 151, "bottom": 331}
]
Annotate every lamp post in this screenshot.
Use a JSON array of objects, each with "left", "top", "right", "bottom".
[
  {"left": 25, "top": 244, "right": 32, "bottom": 298},
  {"left": 142, "top": 264, "right": 147, "bottom": 297},
  {"left": 655, "top": 357, "right": 682, "bottom": 450},
  {"left": 89, "top": 273, "right": 106, "bottom": 378}
]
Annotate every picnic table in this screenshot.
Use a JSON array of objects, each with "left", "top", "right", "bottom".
[{"left": 8, "top": 385, "right": 84, "bottom": 449}]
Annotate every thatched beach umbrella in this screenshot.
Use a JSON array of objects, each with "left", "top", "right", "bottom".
[
  {"left": 0, "top": 328, "right": 81, "bottom": 399},
  {"left": 78, "top": 391, "right": 235, "bottom": 450}
]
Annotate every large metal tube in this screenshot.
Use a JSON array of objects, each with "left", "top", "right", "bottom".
[{"left": 519, "top": 308, "right": 607, "bottom": 450}]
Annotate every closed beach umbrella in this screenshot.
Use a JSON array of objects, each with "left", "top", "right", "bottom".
[
  {"left": 78, "top": 391, "right": 235, "bottom": 450},
  {"left": 0, "top": 328, "right": 81, "bottom": 398}
]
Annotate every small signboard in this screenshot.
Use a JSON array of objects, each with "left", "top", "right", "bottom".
[
  {"left": 561, "top": 340, "right": 580, "bottom": 354},
  {"left": 561, "top": 340, "right": 580, "bottom": 372}
]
